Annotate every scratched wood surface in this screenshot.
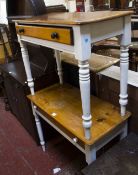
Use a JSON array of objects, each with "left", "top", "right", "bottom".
[
  {"left": 15, "top": 11, "right": 133, "bottom": 25},
  {"left": 60, "top": 52, "right": 119, "bottom": 73},
  {"left": 28, "top": 84, "right": 131, "bottom": 145}
]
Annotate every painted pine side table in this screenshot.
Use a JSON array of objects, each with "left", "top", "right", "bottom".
[{"left": 15, "top": 11, "right": 132, "bottom": 164}]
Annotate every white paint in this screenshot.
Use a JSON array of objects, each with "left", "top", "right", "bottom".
[
  {"left": 85, "top": 0, "right": 94, "bottom": 12},
  {"left": 44, "top": 0, "right": 66, "bottom": 6},
  {"left": 19, "top": 39, "right": 35, "bottom": 95},
  {"left": 54, "top": 50, "right": 63, "bottom": 84},
  {"left": 100, "top": 65, "right": 138, "bottom": 88},
  {"left": 119, "top": 46, "right": 129, "bottom": 116},
  {"left": 79, "top": 61, "right": 92, "bottom": 139},
  {"left": 74, "top": 26, "right": 91, "bottom": 61},
  {"left": 44, "top": 0, "right": 76, "bottom": 12},
  {"left": 110, "top": 17, "right": 130, "bottom": 116},
  {"left": 53, "top": 168, "right": 61, "bottom": 174},
  {"left": 85, "top": 145, "right": 96, "bottom": 165},
  {"left": 119, "top": 16, "right": 131, "bottom": 46},
  {"left": 120, "top": 122, "right": 128, "bottom": 140},
  {"left": 67, "top": 1, "right": 76, "bottom": 12},
  {"left": 89, "top": 17, "right": 124, "bottom": 43},
  {"left": 36, "top": 110, "right": 85, "bottom": 153},
  {"left": 0, "top": 0, "right": 7, "bottom": 24},
  {"left": 32, "top": 104, "right": 46, "bottom": 152},
  {"left": 21, "top": 35, "right": 74, "bottom": 54},
  {"left": 129, "top": 0, "right": 134, "bottom": 7},
  {"left": 118, "top": 16, "right": 131, "bottom": 116},
  {"left": 18, "top": 37, "right": 46, "bottom": 151},
  {"left": 73, "top": 137, "right": 78, "bottom": 143},
  {"left": 34, "top": 112, "right": 46, "bottom": 152},
  {"left": 44, "top": 0, "right": 93, "bottom": 12}
]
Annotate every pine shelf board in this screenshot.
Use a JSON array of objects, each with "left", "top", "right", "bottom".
[
  {"left": 27, "top": 84, "right": 131, "bottom": 145},
  {"left": 15, "top": 11, "right": 133, "bottom": 25}
]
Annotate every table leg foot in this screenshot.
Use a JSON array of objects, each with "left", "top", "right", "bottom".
[
  {"left": 120, "top": 122, "right": 128, "bottom": 140},
  {"left": 41, "top": 144, "right": 46, "bottom": 152},
  {"left": 85, "top": 145, "right": 96, "bottom": 165},
  {"left": 33, "top": 106, "right": 45, "bottom": 151}
]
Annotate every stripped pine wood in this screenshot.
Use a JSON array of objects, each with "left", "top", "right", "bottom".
[
  {"left": 14, "top": 11, "right": 133, "bottom": 25},
  {"left": 16, "top": 25, "right": 73, "bottom": 45},
  {"left": 28, "top": 84, "right": 131, "bottom": 146},
  {"left": 60, "top": 52, "right": 119, "bottom": 73}
]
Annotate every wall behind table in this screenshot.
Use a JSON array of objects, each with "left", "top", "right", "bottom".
[
  {"left": 44, "top": 0, "right": 94, "bottom": 12},
  {"left": 44, "top": 0, "right": 66, "bottom": 6},
  {"left": 44, "top": 0, "right": 76, "bottom": 12}
]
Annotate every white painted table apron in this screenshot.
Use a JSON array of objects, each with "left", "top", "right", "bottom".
[{"left": 16, "top": 13, "right": 131, "bottom": 164}]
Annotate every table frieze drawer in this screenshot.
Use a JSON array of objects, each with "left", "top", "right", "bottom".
[{"left": 16, "top": 25, "right": 74, "bottom": 45}]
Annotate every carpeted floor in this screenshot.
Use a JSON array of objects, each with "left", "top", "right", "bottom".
[{"left": 0, "top": 97, "right": 86, "bottom": 175}]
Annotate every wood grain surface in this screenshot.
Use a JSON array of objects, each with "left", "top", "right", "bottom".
[
  {"left": 28, "top": 84, "right": 131, "bottom": 145},
  {"left": 60, "top": 52, "right": 119, "bottom": 73},
  {"left": 15, "top": 11, "right": 133, "bottom": 25},
  {"left": 16, "top": 25, "right": 73, "bottom": 45}
]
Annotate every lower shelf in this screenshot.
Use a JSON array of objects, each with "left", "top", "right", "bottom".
[{"left": 28, "top": 83, "right": 131, "bottom": 146}]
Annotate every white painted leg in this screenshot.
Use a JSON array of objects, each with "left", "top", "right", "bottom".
[
  {"left": 118, "top": 16, "right": 131, "bottom": 117},
  {"left": 85, "top": 145, "right": 96, "bottom": 165},
  {"left": 19, "top": 40, "right": 45, "bottom": 151},
  {"left": 19, "top": 41, "right": 34, "bottom": 95},
  {"left": 119, "top": 46, "right": 129, "bottom": 116},
  {"left": 54, "top": 50, "right": 63, "bottom": 84},
  {"left": 34, "top": 106, "right": 45, "bottom": 151},
  {"left": 79, "top": 60, "right": 92, "bottom": 140},
  {"left": 120, "top": 122, "right": 128, "bottom": 140}
]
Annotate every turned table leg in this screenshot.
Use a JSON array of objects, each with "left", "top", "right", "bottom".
[
  {"left": 33, "top": 106, "right": 45, "bottom": 151},
  {"left": 19, "top": 41, "right": 34, "bottom": 95},
  {"left": 119, "top": 46, "right": 129, "bottom": 116},
  {"left": 54, "top": 50, "right": 63, "bottom": 85},
  {"left": 118, "top": 16, "right": 131, "bottom": 117},
  {"left": 79, "top": 60, "right": 92, "bottom": 140},
  {"left": 19, "top": 40, "right": 45, "bottom": 151},
  {"left": 74, "top": 25, "right": 92, "bottom": 140}
]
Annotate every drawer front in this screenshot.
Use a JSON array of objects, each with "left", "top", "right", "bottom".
[{"left": 16, "top": 25, "right": 74, "bottom": 45}]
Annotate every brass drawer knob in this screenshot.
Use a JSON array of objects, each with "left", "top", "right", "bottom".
[
  {"left": 51, "top": 32, "right": 59, "bottom": 39},
  {"left": 18, "top": 28, "right": 25, "bottom": 34}
]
